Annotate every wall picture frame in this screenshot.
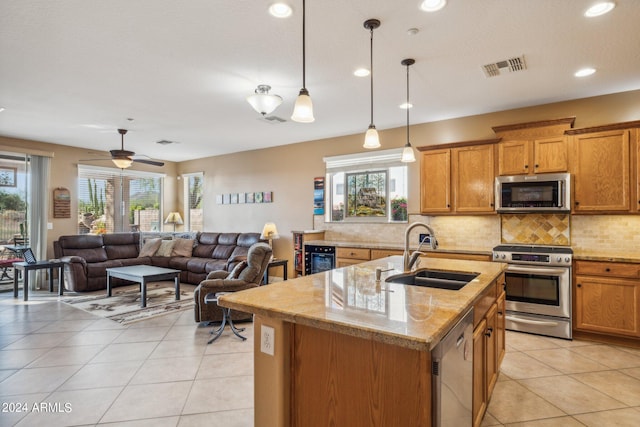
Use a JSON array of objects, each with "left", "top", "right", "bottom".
[
  {"left": 254, "top": 192, "right": 263, "bottom": 203},
  {"left": 263, "top": 191, "right": 272, "bottom": 203},
  {"left": 246, "top": 192, "right": 255, "bottom": 203}
]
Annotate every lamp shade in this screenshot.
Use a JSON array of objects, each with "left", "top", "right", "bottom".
[
  {"left": 260, "top": 222, "right": 280, "bottom": 240},
  {"left": 164, "top": 212, "right": 183, "bottom": 225},
  {"left": 401, "top": 144, "right": 416, "bottom": 162},
  {"left": 291, "top": 89, "right": 315, "bottom": 123},
  {"left": 247, "top": 85, "right": 283, "bottom": 116},
  {"left": 363, "top": 125, "right": 381, "bottom": 149},
  {"left": 112, "top": 157, "right": 133, "bottom": 169}
]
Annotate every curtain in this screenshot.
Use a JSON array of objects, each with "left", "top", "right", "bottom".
[{"left": 27, "top": 155, "right": 50, "bottom": 288}]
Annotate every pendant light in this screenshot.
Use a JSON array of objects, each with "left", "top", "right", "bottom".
[
  {"left": 401, "top": 58, "right": 416, "bottom": 163},
  {"left": 363, "top": 19, "right": 381, "bottom": 149},
  {"left": 291, "top": 0, "right": 315, "bottom": 123}
]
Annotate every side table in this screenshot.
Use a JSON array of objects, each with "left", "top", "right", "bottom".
[
  {"left": 263, "top": 258, "right": 288, "bottom": 285},
  {"left": 13, "top": 260, "right": 65, "bottom": 302},
  {"left": 204, "top": 292, "right": 247, "bottom": 343}
]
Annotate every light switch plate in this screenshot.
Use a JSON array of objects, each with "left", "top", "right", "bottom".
[{"left": 260, "top": 325, "right": 275, "bottom": 356}]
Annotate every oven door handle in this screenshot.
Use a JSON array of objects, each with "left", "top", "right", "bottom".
[
  {"left": 506, "top": 265, "right": 568, "bottom": 275},
  {"left": 505, "top": 315, "right": 559, "bottom": 327}
]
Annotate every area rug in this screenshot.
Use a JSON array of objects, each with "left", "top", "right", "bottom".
[{"left": 62, "top": 282, "right": 195, "bottom": 325}]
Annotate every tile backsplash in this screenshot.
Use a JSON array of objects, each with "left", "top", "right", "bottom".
[{"left": 501, "top": 213, "right": 570, "bottom": 246}]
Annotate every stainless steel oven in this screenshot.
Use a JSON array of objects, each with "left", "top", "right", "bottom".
[
  {"left": 304, "top": 244, "right": 336, "bottom": 275},
  {"left": 493, "top": 245, "right": 573, "bottom": 339}
]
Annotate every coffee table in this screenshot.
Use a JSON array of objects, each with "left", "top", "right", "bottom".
[{"left": 106, "top": 265, "right": 181, "bottom": 308}]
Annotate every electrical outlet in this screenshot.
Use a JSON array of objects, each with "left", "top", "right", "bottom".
[
  {"left": 418, "top": 233, "right": 431, "bottom": 244},
  {"left": 260, "top": 325, "right": 275, "bottom": 356}
]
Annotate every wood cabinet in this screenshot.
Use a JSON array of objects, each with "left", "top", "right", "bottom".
[
  {"left": 336, "top": 247, "right": 370, "bottom": 267},
  {"left": 574, "top": 260, "right": 640, "bottom": 338},
  {"left": 498, "top": 137, "right": 568, "bottom": 175},
  {"left": 420, "top": 148, "right": 451, "bottom": 213},
  {"left": 496, "top": 289, "right": 506, "bottom": 366},
  {"left": 292, "top": 230, "right": 325, "bottom": 277},
  {"left": 452, "top": 144, "right": 496, "bottom": 213},
  {"left": 370, "top": 248, "right": 403, "bottom": 259},
  {"left": 472, "top": 277, "right": 505, "bottom": 427},
  {"left": 570, "top": 129, "right": 631, "bottom": 212},
  {"left": 419, "top": 140, "right": 497, "bottom": 215}
]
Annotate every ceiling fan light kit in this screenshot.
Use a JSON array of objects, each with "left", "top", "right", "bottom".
[
  {"left": 363, "top": 18, "right": 381, "bottom": 149},
  {"left": 291, "top": 0, "right": 315, "bottom": 123}
]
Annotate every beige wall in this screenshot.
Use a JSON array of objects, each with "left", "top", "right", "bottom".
[
  {"left": 0, "top": 136, "right": 178, "bottom": 258},
  {"left": 179, "top": 89, "right": 640, "bottom": 270},
  {"left": 1, "top": 89, "right": 638, "bottom": 265}
]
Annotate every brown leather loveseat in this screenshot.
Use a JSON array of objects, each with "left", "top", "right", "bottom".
[{"left": 53, "top": 232, "right": 262, "bottom": 292}]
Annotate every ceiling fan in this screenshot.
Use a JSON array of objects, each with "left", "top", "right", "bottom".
[{"left": 83, "top": 129, "right": 165, "bottom": 168}]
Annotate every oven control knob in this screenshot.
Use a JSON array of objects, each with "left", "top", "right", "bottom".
[
  {"left": 493, "top": 253, "right": 499, "bottom": 260},
  {"left": 500, "top": 254, "right": 506, "bottom": 260},
  {"left": 565, "top": 257, "right": 571, "bottom": 263},
  {"left": 556, "top": 256, "right": 562, "bottom": 262}
]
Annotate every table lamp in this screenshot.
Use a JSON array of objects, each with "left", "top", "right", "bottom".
[
  {"left": 260, "top": 222, "right": 279, "bottom": 258},
  {"left": 164, "top": 212, "right": 184, "bottom": 232}
]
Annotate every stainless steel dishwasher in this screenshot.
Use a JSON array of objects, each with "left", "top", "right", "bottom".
[{"left": 431, "top": 309, "right": 473, "bottom": 427}]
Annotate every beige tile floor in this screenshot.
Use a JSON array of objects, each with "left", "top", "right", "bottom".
[{"left": 2, "top": 290, "right": 640, "bottom": 426}]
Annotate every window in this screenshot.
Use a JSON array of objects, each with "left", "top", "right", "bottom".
[
  {"left": 183, "top": 172, "right": 203, "bottom": 231},
  {"left": 0, "top": 153, "right": 28, "bottom": 244},
  {"left": 324, "top": 148, "right": 408, "bottom": 223},
  {"left": 78, "top": 165, "right": 164, "bottom": 234}
]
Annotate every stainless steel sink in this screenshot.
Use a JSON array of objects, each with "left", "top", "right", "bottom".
[{"left": 385, "top": 269, "right": 479, "bottom": 291}]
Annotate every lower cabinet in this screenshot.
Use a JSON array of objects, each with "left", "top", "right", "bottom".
[
  {"left": 574, "top": 260, "right": 640, "bottom": 338},
  {"left": 472, "top": 277, "right": 506, "bottom": 427},
  {"left": 335, "top": 247, "right": 370, "bottom": 268}
]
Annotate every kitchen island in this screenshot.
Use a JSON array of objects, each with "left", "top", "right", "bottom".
[{"left": 219, "top": 255, "right": 507, "bottom": 427}]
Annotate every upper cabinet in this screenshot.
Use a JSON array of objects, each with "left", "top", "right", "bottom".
[
  {"left": 419, "top": 140, "right": 498, "bottom": 215},
  {"left": 493, "top": 118, "right": 574, "bottom": 176},
  {"left": 566, "top": 121, "right": 640, "bottom": 213},
  {"left": 498, "top": 137, "right": 568, "bottom": 175}
]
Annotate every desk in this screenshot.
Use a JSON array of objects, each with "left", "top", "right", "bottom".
[
  {"left": 263, "top": 259, "right": 288, "bottom": 285},
  {"left": 13, "top": 260, "right": 65, "bottom": 302}
]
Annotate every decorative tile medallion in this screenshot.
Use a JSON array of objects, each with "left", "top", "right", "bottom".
[{"left": 501, "top": 213, "right": 570, "bottom": 245}]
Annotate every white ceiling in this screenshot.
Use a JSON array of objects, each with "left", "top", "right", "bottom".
[{"left": 1, "top": 0, "right": 639, "bottom": 163}]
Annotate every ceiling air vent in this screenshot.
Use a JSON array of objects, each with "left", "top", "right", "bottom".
[
  {"left": 482, "top": 55, "right": 526, "bottom": 78},
  {"left": 156, "top": 139, "right": 175, "bottom": 145}
]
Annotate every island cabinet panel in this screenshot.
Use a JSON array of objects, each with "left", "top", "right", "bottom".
[
  {"left": 291, "top": 324, "right": 431, "bottom": 427},
  {"left": 452, "top": 144, "right": 496, "bottom": 213},
  {"left": 571, "top": 129, "right": 631, "bottom": 212},
  {"left": 472, "top": 318, "right": 487, "bottom": 427},
  {"left": 335, "top": 247, "right": 370, "bottom": 267}
]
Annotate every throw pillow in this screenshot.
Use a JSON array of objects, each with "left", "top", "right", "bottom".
[
  {"left": 138, "top": 238, "right": 162, "bottom": 257},
  {"left": 155, "top": 240, "right": 175, "bottom": 257},
  {"left": 227, "top": 261, "right": 247, "bottom": 279},
  {"left": 171, "top": 238, "right": 194, "bottom": 257}
]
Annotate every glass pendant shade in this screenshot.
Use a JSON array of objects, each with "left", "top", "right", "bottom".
[
  {"left": 401, "top": 143, "right": 416, "bottom": 162},
  {"left": 112, "top": 158, "right": 133, "bottom": 169},
  {"left": 363, "top": 125, "right": 381, "bottom": 149},
  {"left": 247, "top": 85, "right": 283, "bottom": 116},
  {"left": 291, "top": 88, "right": 315, "bottom": 123}
]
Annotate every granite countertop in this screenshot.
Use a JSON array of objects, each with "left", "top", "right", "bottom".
[
  {"left": 219, "top": 256, "right": 507, "bottom": 352},
  {"left": 303, "top": 239, "right": 492, "bottom": 256},
  {"left": 572, "top": 251, "right": 640, "bottom": 264}
]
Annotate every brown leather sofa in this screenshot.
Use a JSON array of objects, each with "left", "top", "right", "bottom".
[{"left": 53, "top": 232, "right": 262, "bottom": 292}]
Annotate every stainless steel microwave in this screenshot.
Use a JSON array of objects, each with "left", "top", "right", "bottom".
[{"left": 495, "top": 173, "right": 571, "bottom": 212}]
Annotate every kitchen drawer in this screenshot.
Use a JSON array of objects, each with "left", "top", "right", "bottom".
[
  {"left": 370, "top": 249, "right": 403, "bottom": 260},
  {"left": 336, "top": 247, "right": 370, "bottom": 260},
  {"left": 575, "top": 260, "right": 640, "bottom": 279}
]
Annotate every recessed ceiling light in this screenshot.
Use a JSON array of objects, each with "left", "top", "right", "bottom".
[
  {"left": 354, "top": 68, "right": 370, "bottom": 77},
  {"left": 269, "top": 3, "right": 292, "bottom": 18},
  {"left": 399, "top": 103, "right": 413, "bottom": 109},
  {"left": 584, "top": 2, "right": 615, "bottom": 17},
  {"left": 0, "top": 107, "right": 5, "bottom": 113},
  {"left": 420, "top": 0, "right": 447, "bottom": 12},
  {"left": 575, "top": 67, "right": 596, "bottom": 77}
]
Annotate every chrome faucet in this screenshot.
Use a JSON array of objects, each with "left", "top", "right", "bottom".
[{"left": 403, "top": 222, "right": 438, "bottom": 271}]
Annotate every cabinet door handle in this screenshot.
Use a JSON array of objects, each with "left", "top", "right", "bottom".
[
  {"left": 524, "top": 164, "right": 529, "bottom": 169},
  {"left": 577, "top": 283, "right": 582, "bottom": 288},
  {"left": 575, "top": 201, "right": 580, "bottom": 206},
  {"left": 485, "top": 327, "right": 493, "bottom": 337},
  {"left": 498, "top": 311, "right": 503, "bottom": 315},
  {"left": 605, "top": 268, "right": 611, "bottom": 272},
  {"left": 535, "top": 164, "right": 539, "bottom": 168}
]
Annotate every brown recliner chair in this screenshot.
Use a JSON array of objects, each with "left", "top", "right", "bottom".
[{"left": 193, "top": 242, "right": 272, "bottom": 323}]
